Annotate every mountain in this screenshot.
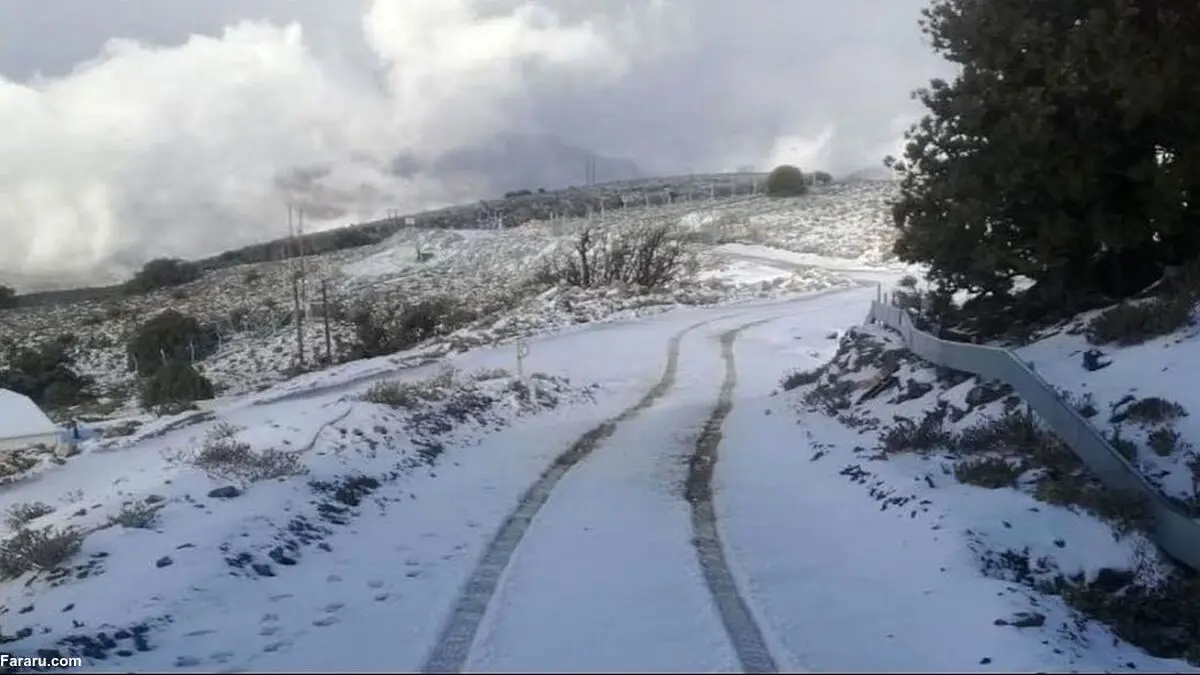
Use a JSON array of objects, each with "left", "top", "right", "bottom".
[{"left": 390, "top": 133, "right": 645, "bottom": 196}]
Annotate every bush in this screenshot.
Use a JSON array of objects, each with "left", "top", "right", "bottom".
[
  {"left": 1087, "top": 295, "right": 1195, "bottom": 346},
  {"left": 139, "top": 360, "right": 214, "bottom": 409},
  {"left": 539, "top": 221, "right": 688, "bottom": 290},
  {"left": 108, "top": 501, "right": 161, "bottom": 529},
  {"left": 185, "top": 423, "right": 306, "bottom": 483},
  {"left": 4, "top": 502, "right": 55, "bottom": 530},
  {"left": 812, "top": 170, "right": 834, "bottom": 185},
  {"left": 780, "top": 368, "right": 823, "bottom": 391},
  {"left": 127, "top": 309, "right": 220, "bottom": 376},
  {"left": 362, "top": 368, "right": 458, "bottom": 408},
  {"left": 0, "top": 335, "right": 94, "bottom": 408},
  {"left": 123, "top": 257, "right": 200, "bottom": 295},
  {"left": 0, "top": 284, "right": 15, "bottom": 309},
  {"left": 765, "top": 164, "right": 808, "bottom": 197},
  {"left": 0, "top": 526, "right": 84, "bottom": 578},
  {"left": 348, "top": 296, "right": 475, "bottom": 360},
  {"left": 954, "top": 456, "right": 1023, "bottom": 488}
]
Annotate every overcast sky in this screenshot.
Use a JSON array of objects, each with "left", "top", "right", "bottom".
[{"left": 0, "top": 0, "right": 950, "bottom": 290}]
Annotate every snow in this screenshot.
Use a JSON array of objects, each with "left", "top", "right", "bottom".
[{"left": 2, "top": 181, "right": 1198, "bottom": 671}]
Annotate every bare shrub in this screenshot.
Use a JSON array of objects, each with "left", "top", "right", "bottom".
[
  {"left": 1087, "top": 296, "right": 1195, "bottom": 346},
  {"left": 5, "top": 502, "right": 55, "bottom": 530},
  {"left": 880, "top": 408, "right": 952, "bottom": 454},
  {"left": 1113, "top": 397, "right": 1187, "bottom": 425},
  {"left": 780, "top": 368, "right": 823, "bottom": 391},
  {"left": 109, "top": 501, "right": 162, "bottom": 529},
  {"left": 541, "top": 221, "right": 689, "bottom": 290},
  {"left": 185, "top": 423, "right": 306, "bottom": 483},
  {"left": 954, "top": 456, "right": 1024, "bottom": 488},
  {"left": 0, "top": 526, "right": 84, "bottom": 578},
  {"left": 362, "top": 367, "right": 458, "bottom": 409}
]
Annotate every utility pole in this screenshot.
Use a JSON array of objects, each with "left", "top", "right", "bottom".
[
  {"left": 288, "top": 204, "right": 305, "bottom": 366},
  {"left": 321, "top": 279, "right": 332, "bottom": 363}
]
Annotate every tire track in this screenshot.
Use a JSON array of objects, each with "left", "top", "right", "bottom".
[
  {"left": 686, "top": 319, "right": 779, "bottom": 674},
  {"left": 421, "top": 316, "right": 729, "bottom": 674}
]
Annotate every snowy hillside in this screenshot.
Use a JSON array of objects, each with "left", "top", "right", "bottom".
[
  {"left": 0, "top": 280, "right": 1196, "bottom": 671},
  {"left": 7, "top": 178, "right": 1194, "bottom": 671},
  {"left": 0, "top": 182, "right": 900, "bottom": 411}
]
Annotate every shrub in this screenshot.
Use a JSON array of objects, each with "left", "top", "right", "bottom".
[
  {"left": 1087, "top": 296, "right": 1195, "bottom": 346},
  {"left": 0, "top": 335, "right": 94, "bottom": 408},
  {"left": 780, "top": 368, "right": 823, "bottom": 391},
  {"left": 954, "top": 456, "right": 1024, "bottom": 488},
  {"left": 1148, "top": 427, "right": 1186, "bottom": 457},
  {"left": 812, "top": 170, "right": 834, "bottom": 185},
  {"left": 109, "top": 501, "right": 161, "bottom": 529},
  {"left": 185, "top": 423, "right": 305, "bottom": 483},
  {"left": 539, "top": 221, "right": 688, "bottom": 290},
  {"left": 362, "top": 368, "right": 458, "bottom": 408},
  {"left": 0, "top": 284, "right": 15, "bottom": 309},
  {"left": 139, "top": 360, "right": 214, "bottom": 409},
  {"left": 127, "top": 310, "right": 220, "bottom": 377},
  {"left": 348, "top": 296, "right": 475, "bottom": 360},
  {"left": 0, "top": 526, "right": 84, "bottom": 578},
  {"left": 880, "top": 408, "right": 953, "bottom": 453},
  {"left": 4, "top": 502, "right": 55, "bottom": 530},
  {"left": 765, "top": 164, "right": 809, "bottom": 197},
  {"left": 1113, "top": 397, "right": 1187, "bottom": 425},
  {"left": 123, "top": 257, "right": 200, "bottom": 295}
]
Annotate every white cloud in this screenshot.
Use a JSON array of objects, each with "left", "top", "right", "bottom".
[{"left": 0, "top": 0, "right": 947, "bottom": 291}]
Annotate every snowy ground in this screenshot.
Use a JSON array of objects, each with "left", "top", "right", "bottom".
[
  {"left": 0, "top": 275, "right": 1194, "bottom": 671},
  {"left": 5, "top": 178, "right": 1194, "bottom": 671}
]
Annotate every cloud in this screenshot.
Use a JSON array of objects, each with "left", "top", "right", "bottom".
[{"left": 0, "top": 0, "right": 948, "bottom": 291}]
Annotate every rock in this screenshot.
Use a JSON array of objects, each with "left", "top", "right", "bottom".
[
  {"left": 1092, "top": 567, "right": 1134, "bottom": 593},
  {"left": 1082, "top": 348, "right": 1112, "bottom": 372},
  {"left": 965, "top": 381, "right": 1012, "bottom": 408},
  {"left": 1008, "top": 611, "right": 1046, "bottom": 628},
  {"left": 144, "top": 494, "right": 165, "bottom": 504},
  {"left": 893, "top": 380, "right": 933, "bottom": 404},
  {"left": 207, "top": 486, "right": 241, "bottom": 499},
  {"left": 252, "top": 563, "right": 275, "bottom": 577},
  {"left": 37, "top": 648, "right": 62, "bottom": 660},
  {"left": 155, "top": 556, "right": 173, "bottom": 568}
]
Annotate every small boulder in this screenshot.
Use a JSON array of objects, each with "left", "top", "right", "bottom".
[{"left": 207, "top": 486, "right": 241, "bottom": 500}]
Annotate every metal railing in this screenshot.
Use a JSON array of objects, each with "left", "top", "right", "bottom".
[{"left": 866, "top": 299, "right": 1200, "bottom": 570}]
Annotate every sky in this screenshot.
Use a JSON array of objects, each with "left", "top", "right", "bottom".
[{"left": 0, "top": 0, "right": 949, "bottom": 291}]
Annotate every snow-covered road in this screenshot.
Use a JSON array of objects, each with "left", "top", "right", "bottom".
[{"left": 421, "top": 290, "right": 875, "bottom": 673}]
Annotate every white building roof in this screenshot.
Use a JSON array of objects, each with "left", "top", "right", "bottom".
[{"left": 0, "top": 389, "right": 58, "bottom": 440}]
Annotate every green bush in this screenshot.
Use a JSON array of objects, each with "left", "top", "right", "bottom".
[
  {"left": 123, "top": 257, "right": 201, "bottom": 295},
  {"left": 127, "top": 310, "right": 219, "bottom": 376},
  {"left": 348, "top": 296, "right": 475, "bottom": 360},
  {"left": 139, "top": 360, "right": 214, "bottom": 409},
  {"left": 0, "top": 285, "right": 16, "bottom": 309},
  {"left": 0, "top": 335, "right": 94, "bottom": 408},
  {"left": 765, "top": 164, "right": 809, "bottom": 198}
]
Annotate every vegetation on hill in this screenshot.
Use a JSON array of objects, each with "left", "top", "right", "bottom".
[
  {"left": 0, "top": 285, "right": 15, "bottom": 310},
  {"left": 765, "top": 165, "right": 809, "bottom": 198},
  {"left": 0, "top": 335, "right": 94, "bottom": 409},
  {"left": 123, "top": 258, "right": 201, "bottom": 295},
  {"left": 126, "top": 310, "right": 220, "bottom": 377},
  {"left": 888, "top": 0, "right": 1200, "bottom": 338}
]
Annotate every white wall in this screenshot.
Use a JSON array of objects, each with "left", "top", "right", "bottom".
[{"left": 0, "top": 433, "right": 59, "bottom": 453}]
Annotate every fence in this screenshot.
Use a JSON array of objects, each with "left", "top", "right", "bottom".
[{"left": 866, "top": 298, "right": 1200, "bottom": 570}]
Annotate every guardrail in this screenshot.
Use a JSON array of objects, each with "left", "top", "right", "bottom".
[{"left": 866, "top": 299, "right": 1200, "bottom": 570}]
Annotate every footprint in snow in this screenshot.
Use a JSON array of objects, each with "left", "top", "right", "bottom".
[{"left": 367, "top": 580, "right": 385, "bottom": 589}]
